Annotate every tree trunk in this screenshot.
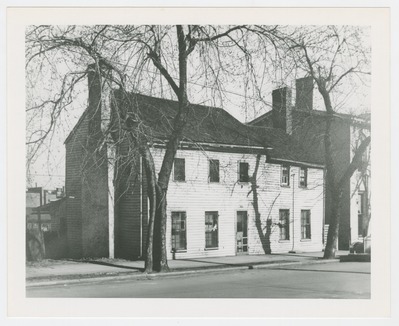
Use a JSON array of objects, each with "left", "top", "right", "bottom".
[
  {"left": 141, "top": 146, "right": 157, "bottom": 273},
  {"left": 251, "top": 154, "right": 271, "bottom": 254},
  {"left": 321, "top": 99, "right": 340, "bottom": 259},
  {"left": 152, "top": 185, "right": 169, "bottom": 272},
  {"left": 323, "top": 192, "right": 341, "bottom": 259},
  {"left": 149, "top": 25, "right": 190, "bottom": 272}
]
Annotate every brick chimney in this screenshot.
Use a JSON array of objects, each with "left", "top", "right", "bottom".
[
  {"left": 272, "top": 86, "right": 292, "bottom": 133},
  {"left": 87, "top": 62, "right": 112, "bottom": 137},
  {"left": 295, "top": 76, "right": 313, "bottom": 111},
  {"left": 84, "top": 63, "right": 115, "bottom": 258}
]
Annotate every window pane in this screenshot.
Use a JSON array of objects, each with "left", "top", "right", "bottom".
[
  {"left": 281, "top": 165, "right": 290, "bottom": 186},
  {"left": 237, "top": 211, "right": 247, "bottom": 235},
  {"left": 279, "top": 209, "right": 290, "bottom": 240},
  {"left": 239, "top": 162, "right": 249, "bottom": 182},
  {"left": 209, "top": 160, "right": 220, "bottom": 182},
  {"left": 205, "top": 212, "right": 218, "bottom": 248},
  {"left": 172, "top": 212, "right": 186, "bottom": 250},
  {"left": 300, "top": 168, "right": 307, "bottom": 187},
  {"left": 301, "top": 210, "right": 311, "bottom": 239},
  {"left": 236, "top": 213, "right": 243, "bottom": 232},
  {"left": 174, "top": 158, "right": 185, "bottom": 182}
]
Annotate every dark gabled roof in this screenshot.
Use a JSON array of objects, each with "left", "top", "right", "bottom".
[
  {"left": 247, "top": 126, "right": 324, "bottom": 166},
  {"left": 113, "top": 91, "right": 267, "bottom": 149},
  {"left": 64, "top": 108, "right": 90, "bottom": 144},
  {"left": 248, "top": 108, "right": 370, "bottom": 129},
  {"left": 292, "top": 109, "right": 371, "bottom": 129},
  {"left": 248, "top": 110, "right": 273, "bottom": 126},
  {"left": 113, "top": 91, "right": 323, "bottom": 167},
  {"left": 63, "top": 89, "right": 324, "bottom": 167}
]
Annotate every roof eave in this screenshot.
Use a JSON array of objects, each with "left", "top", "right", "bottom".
[
  {"left": 64, "top": 108, "right": 89, "bottom": 145},
  {"left": 267, "top": 157, "right": 325, "bottom": 169}
]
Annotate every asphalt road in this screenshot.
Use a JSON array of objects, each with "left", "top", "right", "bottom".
[{"left": 26, "top": 262, "right": 370, "bottom": 298}]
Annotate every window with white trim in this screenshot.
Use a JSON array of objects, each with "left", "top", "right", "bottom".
[
  {"left": 279, "top": 209, "right": 290, "bottom": 240},
  {"left": 171, "top": 212, "right": 187, "bottom": 251},
  {"left": 205, "top": 211, "right": 218, "bottom": 249},
  {"left": 301, "top": 210, "right": 311, "bottom": 239},
  {"left": 209, "top": 160, "right": 220, "bottom": 183},
  {"left": 281, "top": 165, "right": 290, "bottom": 186},
  {"left": 239, "top": 162, "right": 249, "bottom": 182},
  {"left": 173, "top": 158, "right": 185, "bottom": 182},
  {"left": 299, "top": 167, "right": 308, "bottom": 187}
]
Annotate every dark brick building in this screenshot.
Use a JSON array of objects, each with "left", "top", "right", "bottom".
[{"left": 249, "top": 77, "right": 370, "bottom": 250}]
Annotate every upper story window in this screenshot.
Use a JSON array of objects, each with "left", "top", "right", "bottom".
[
  {"left": 299, "top": 167, "right": 308, "bottom": 188},
  {"left": 238, "top": 162, "right": 249, "bottom": 183},
  {"left": 173, "top": 158, "right": 185, "bottom": 182},
  {"left": 209, "top": 159, "right": 220, "bottom": 183},
  {"left": 281, "top": 165, "right": 290, "bottom": 186}
]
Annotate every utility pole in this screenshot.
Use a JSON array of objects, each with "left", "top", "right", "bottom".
[
  {"left": 289, "top": 172, "right": 296, "bottom": 253},
  {"left": 28, "top": 187, "right": 43, "bottom": 231},
  {"left": 38, "top": 187, "right": 42, "bottom": 231}
]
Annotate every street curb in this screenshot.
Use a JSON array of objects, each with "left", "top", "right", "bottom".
[{"left": 26, "top": 258, "right": 339, "bottom": 288}]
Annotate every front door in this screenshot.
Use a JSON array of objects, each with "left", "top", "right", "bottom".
[{"left": 236, "top": 211, "right": 248, "bottom": 254}]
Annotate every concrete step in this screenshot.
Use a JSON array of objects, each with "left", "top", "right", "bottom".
[{"left": 340, "top": 254, "right": 371, "bottom": 262}]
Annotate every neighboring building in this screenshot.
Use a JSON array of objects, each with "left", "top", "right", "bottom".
[
  {"left": 29, "top": 198, "right": 67, "bottom": 232},
  {"left": 26, "top": 187, "right": 65, "bottom": 231},
  {"left": 29, "top": 198, "right": 68, "bottom": 259},
  {"left": 63, "top": 65, "right": 325, "bottom": 260},
  {"left": 249, "top": 77, "right": 371, "bottom": 250},
  {"left": 26, "top": 187, "right": 67, "bottom": 260}
]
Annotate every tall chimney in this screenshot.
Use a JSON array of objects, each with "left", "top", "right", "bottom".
[
  {"left": 87, "top": 62, "right": 112, "bottom": 137},
  {"left": 272, "top": 86, "right": 292, "bottom": 133},
  {"left": 295, "top": 76, "right": 313, "bottom": 110}
]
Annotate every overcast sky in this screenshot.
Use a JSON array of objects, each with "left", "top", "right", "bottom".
[{"left": 26, "top": 25, "right": 371, "bottom": 190}]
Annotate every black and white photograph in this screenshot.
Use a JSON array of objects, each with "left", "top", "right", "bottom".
[{"left": 4, "top": 5, "right": 393, "bottom": 320}]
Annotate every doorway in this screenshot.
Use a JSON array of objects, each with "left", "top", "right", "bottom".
[{"left": 236, "top": 211, "right": 248, "bottom": 254}]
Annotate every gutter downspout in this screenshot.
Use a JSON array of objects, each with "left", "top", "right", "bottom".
[
  {"left": 139, "top": 155, "right": 143, "bottom": 258},
  {"left": 107, "top": 143, "right": 115, "bottom": 259}
]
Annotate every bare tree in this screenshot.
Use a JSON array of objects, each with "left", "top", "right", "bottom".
[
  {"left": 26, "top": 24, "right": 290, "bottom": 272},
  {"left": 280, "top": 26, "right": 371, "bottom": 258},
  {"left": 26, "top": 25, "right": 371, "bottom": 268}
]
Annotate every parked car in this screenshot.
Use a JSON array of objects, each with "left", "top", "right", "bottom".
[{"left": 349, "top": 235, "right": 371, "bottom": 254}]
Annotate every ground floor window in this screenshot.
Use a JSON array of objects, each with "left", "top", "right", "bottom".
[
  {"left": 301, "top": 210, "right": 311, "bottom": 239},
  {"left": 205, "top": 211, "right": 218, "bottom": 248},
  {"left": 171, "top": 211, "right": 187, "bottom": 251},
  {"left": 279, "top": 209, "right": 290, "bottom": 240}
]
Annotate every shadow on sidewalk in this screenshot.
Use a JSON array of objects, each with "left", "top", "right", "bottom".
[
  {"left": 72, "top": 260, "right": 144, "bottom": 272},
  {"left": 266, "top": 267, "right": 371, "bottom": 275},
  {"left": 171, "top": 258, "right": 297, "bottom": 270},
  {"left": 270, "top": 253, "right": 323, "bottom": 259}
]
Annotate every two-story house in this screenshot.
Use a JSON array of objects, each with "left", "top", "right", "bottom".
[
  {"left": 249, "top": 77, "right": 371, "bottom": 250},
  {"left": 63, "top": 65, "right": 325, "bottom": 260}
]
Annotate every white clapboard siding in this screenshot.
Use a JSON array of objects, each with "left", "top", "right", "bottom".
[
  {"left": 248, "top": 164, "right": 324, "bottom": 254},
  {"left": 150, "top": 147, "right": 324, "bottom": 259}
]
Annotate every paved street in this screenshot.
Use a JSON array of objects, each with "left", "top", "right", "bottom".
[{"left": 26, "top": 262, "right": 370, "bottom": 298}]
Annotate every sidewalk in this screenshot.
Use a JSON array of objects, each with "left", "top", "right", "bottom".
[{"left": 26, "top": 251, "right": 347, "bottom": 287}]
